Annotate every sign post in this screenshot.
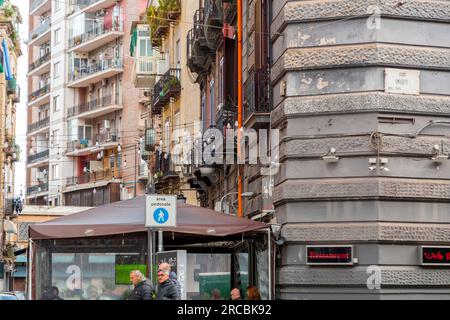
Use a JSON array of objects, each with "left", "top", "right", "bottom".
[{"left": 146, "top": 195, "right": 178, "bottom": 284}]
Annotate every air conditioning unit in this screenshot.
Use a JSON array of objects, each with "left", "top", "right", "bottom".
[
  {"left": 104, "top": 120, "right": 111, "bottom": 130},
  {"left": 96, "top": 9, "right": 107, "bottom": 17}
]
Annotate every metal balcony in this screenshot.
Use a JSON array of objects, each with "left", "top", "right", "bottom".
[
  {"left": 68, "top": 20, "right": 124, "bottom": 53},
  {"left": 152, "top": 68, "right": 181, "bottom": 114},
  {"left": 204, "top": 0, "right": 223, "bottom": 50},
  {"left": 66, "top": 131, "right": 119, "bottom": 157},
  {"left": 28, "top": 84, "right": 51, "bottom": 107},
  {"left": 68, "top": 58, "right": 124, "bottom": 88},
  {"left": 67, "top": 94, "right": 122, "bottom": 119},
  {"left": 27, "top": 182, "right": 49, "bottom": 195},
  {"left": 244, "top": 68, "right": 271, "bottom": 129},
  {"left": 28, "top": 52, "right": 51, "bottom": 76},
  {"left": 27, "top": 117, "right": 50, "bottom": 135},
  {"left": 29, "top": 18, "right": 51, "bottom": 46},
  {"left": 27, "top": 149, "right": 50, "bottom": 166},
  {"left": 65, "top": 168, "right": 118, "bottom": 188}
]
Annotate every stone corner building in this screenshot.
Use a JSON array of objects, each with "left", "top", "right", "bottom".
[{"left": 271, "top": 0, "right": 450, "bottom": 299}]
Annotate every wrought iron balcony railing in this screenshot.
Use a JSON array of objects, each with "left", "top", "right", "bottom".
[
  {"left": 27, "top": 182, "right": 49, "bottom": 195},
  {"left": 27, "top": 149, "right": 49, "bottom": 164},
  {"left": 27, "top": 117, "right": 50, "bottom": 134},
  {"left": 29, "top": 52, "right": 51, "bottom": 73},
  {"left": 28, "top": 85, "right": 50, "bottom": 103},
  {"left": 152, "top": 68, "right": 181, "bottom": 114},
  {"left": 244, "top": 68, "right": 271, "bottom": 123},
  {"left": 65, "top": 168, "right": 117, "bottom": 187}
]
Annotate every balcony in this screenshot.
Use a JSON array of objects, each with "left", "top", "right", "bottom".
[
  {"left": 216, "top": 100, "right": 237, "bottom": 132},
  {"left": 65, "top": 168, "right": 118, "bottom": 189},
  {"left": 244, "top": 68, "right": 271, "bottom": 129},
  {"left": 152, "top": 68, "right": 181, "bottom": 115},
  {"left": 7, "top": 77, "right": 20, "bottom": 103},
  {"left": 223, "top": 0, "right": 237, "bottom": 23},
  {"left": 28, "top": 52, "right": 51, "bottom": 77},
  {"left": 71, "top": 0, "right": 118, "bottom": 15},
  {"left": 68, "top": 21, "right": 124, "bottom": 53},
  {"left": 29, "top": 18, "right": 51, "bottom": 47},
  {"left": 65, "top": 131, "right": 120, "bottom": 157},
  {"left": 68, "top": 94, "right": 122, "bottom": 119},
  {"left": 28, "top": 85, "right": 51, "bottom": 107},
  {"left": 3, "top": 142, "right": 20, "bottom": 163},
  {"left": 138, "top": 163, "right": 149, "bottom": 181},
  {"left": 27, "top": 117, "right": 50, "bottom": 136},
  {"left": 133, "top": 58, "right": 156, "bottom": 89},
  {"left": 27, "top": 182, "right": 49, "bottom": 196},
  {"left": 27, "top": 149, "right": 50, "bottom": 167},
  {"left": 148, "top": 0, "right": 181, "bottom": 47},
  {"left": 68, "top": 58, "right": 124, "bottom": 88},
  {"left": 154, "top": 152, "right": 180, "bottom": 190},
  {"left": 30, "top": 0, "right": 51, "bottom": 16},
  {"left": 204, "top": 0, "right": 223, "bottom": 50}
]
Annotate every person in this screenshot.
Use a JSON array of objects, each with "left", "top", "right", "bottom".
[
  {"left": 230, "top": 288, "right": 242, "bottom": 300},
  {"left": 246, "top": 285, "right": 261, "bottom": 300},
  {"left": 169, "top": 271, "right": 182, "bottom": 299},
  {"left": 156, "top": 263, "right": 180, "bottom": 300},
  {"left": 41, "top": 286, "right": 63, "bottom": 300},
  {"left": 127, "top": 270, "right": 155, "bottom": 300}
]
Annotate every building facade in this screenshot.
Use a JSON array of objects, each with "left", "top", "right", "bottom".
[
  {"left": 146, "top": 0, "right": 201, "bottom": 205},
  {"left": 271, "top": 0, "right": 450, "bottom": 299},
  {"left": 0, "top": 0, "right": 22, "bottom": 292},
  {"left": 26, "top": 0, "right": 150, "bottom": 207}
]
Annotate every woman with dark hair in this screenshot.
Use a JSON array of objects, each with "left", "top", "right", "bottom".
[{"left": 246, "top": 285, "right": 261, "bottom": 300}]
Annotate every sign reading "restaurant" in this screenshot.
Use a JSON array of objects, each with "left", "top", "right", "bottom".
[
  {"left": 421, "top": 246, "right": 450, "bottom": 266},
  {"left": 306, "top": 245, "right": 354, "bottom": 265}
]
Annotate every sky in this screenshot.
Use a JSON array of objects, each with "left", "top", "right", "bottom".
[{"left": 11, "top": 0, "right": 28, "bottom": 197}]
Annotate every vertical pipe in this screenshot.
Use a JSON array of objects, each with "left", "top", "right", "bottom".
[
  {"left": 237, "top": 0, "right": 243, "bottom": 218},
  {"left": 134, "top": 144, "right": 137, "bottom": 197},
  {"left": 27, "top": 239, "right": 33, "bottom": 300},
  {"left": 267, "top": 228, "right": 272, "bottom": 300},
  {"left": 147, "top": 229, "right": 153, "bottom": 283}
]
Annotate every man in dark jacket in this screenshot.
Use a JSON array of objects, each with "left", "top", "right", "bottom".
[
  {"left": 128, "top": 270, "right": 156, "bottom": 300},
  {"left": 156, "top": 263, "right": 180, "bottom": 300}
]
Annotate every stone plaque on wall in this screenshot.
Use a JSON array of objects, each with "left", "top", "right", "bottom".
[{"left": 385, "top": 68, "right": 420, "bottom": 95}]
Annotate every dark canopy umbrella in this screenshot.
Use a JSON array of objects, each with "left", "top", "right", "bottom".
[{"left": 29, "top": 196, "right": 267, "bottom": 240}]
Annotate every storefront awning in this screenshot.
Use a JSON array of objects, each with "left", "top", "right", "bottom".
[{"left": 29, "top": 196, "right": 267, "bottom": 240}]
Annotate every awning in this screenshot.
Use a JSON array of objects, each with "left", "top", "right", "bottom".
[{"left": 29, "top": 196, "right": 267, "bottom": 240}]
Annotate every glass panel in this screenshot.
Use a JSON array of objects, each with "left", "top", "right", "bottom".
[
  {"left": 255, "top": 236, "right": 269, "bottom": 300},
  {"left": 186, "top": 253, "right": 231, "bottom": 300},
  {"left": 139, "top": 39, "right": 146, "bottom": 57}
]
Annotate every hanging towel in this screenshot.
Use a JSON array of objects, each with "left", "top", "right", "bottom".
[{"left": 2, "top": 38, "right": 13, "bottom": 80}]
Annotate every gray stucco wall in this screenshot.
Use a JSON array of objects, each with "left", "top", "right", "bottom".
[{"left": 271, "top": 0, "right": 450, "bottom": 299}]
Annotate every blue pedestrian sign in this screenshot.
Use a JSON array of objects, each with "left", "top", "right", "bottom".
[
  {"left": 154, "top": 208, "right": 169, "bottom": 224},
  {"left": 146, "top": 195, "right": 177, "bottom": 228}
]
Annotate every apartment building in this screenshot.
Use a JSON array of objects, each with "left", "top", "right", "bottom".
[
  {"left": 26, "top": 0, "right": 150, "bottom": 207},
  {"left": 185, "top": 0, "right": 272, "bottom": 220},
  {"left": 0, "top": 0, "right": 22, "bottom": 291},
  {"left": 146, "top": 0, "right": 201, "bottom": 205}
]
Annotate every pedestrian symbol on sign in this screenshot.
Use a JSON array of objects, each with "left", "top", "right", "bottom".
[{"left": 153, "top": 208, "right": 169, "bottom": 224}]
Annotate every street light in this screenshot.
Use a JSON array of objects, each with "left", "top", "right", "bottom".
[{"left": 218, "top": 191, "right": 254, "bottom": 214}]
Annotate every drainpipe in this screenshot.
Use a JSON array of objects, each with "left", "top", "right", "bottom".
[{"left": 237, "top": 0, "right": 243, "bottom": 218}]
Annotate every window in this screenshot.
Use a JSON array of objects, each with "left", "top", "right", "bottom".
[
  {"left": 54, "top": 28, "right": 61, "bottom": 45},
  {"left": 176, "top": 39, "right": 181, "bottom": 68},
  {"left": 55, "top": 0, "right": 61, "bottom": 11},
  {"left": 164, "top": 121, "right": 170, "bottom": 151},
  {"left": 210, "top": 79, "right": 215, "bottom": 125},
  {"left": 52, "top": 129, "right": 59, "bottom": 146},
  {"left": 52, "top": 164, "right": 60, "bottom": 180},
  {"left": 53, "top": 95, "right": 60, "bottom": 112},
  {"left": 139, "top": 38, "right": 152, "bottom": 58},
  {"left": 54, "top": 62, "right": 60, "bottom": 79}
]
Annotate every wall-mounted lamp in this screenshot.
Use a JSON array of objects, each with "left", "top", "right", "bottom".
[{"left": 369, "top": 158, "right": 390, "bottom": 172}]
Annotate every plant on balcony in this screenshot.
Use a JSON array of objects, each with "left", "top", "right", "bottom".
[
  {"left": 147, "top": 0, "right": 181, "bottom": 47},
  {"left": 3, "top": 4, "right": 15, "bottom": 18}
]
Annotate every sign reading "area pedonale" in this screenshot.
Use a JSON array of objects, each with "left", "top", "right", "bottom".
[
  {"left": 421, "top": 246, "right": 450, "bottom": 266},
  {"left": 306, "top": 245, "right": 354, "bottom": 266}
]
